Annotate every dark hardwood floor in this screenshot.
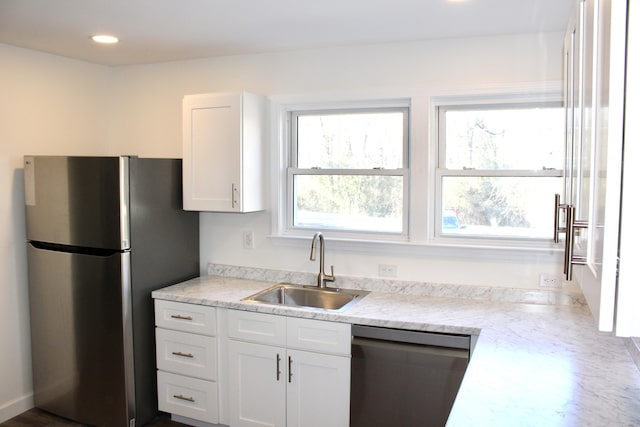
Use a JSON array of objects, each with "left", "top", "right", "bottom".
[{"left": 1, "top": 409, "right": 189, "bottom": 427}]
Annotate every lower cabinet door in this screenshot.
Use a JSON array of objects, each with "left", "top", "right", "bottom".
[
  {"left": 286, "top": 349, "right": 350, "bottom": 427},
  {"left": 229, "top": 340, "right": 286, "bottom": 427},
  {"left": 157, "top": 371, "right": 218, "bottom": 424}
]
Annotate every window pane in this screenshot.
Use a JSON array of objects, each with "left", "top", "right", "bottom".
[
  {"left": 297, "top": 111, "right": 404, "bottom": 169},
  {"left": 441, "top": 176, "right": 563, "bottom": 238},
  {"left": 444, "top": 107, "right": 564, "bottom": 170},
  {"left": 294, "top": 175, "right": 403, "bottom": 233}
]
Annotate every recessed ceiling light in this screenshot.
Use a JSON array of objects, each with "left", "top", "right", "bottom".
[{"left": 91, "top": 34, "right": 119, "bottom": 44}]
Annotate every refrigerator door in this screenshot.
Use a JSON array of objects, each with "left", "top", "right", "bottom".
[
  {"left": 27, "top": 243, "right": 135, "bottom": 427},
  {"left": 24, "top": 156, "right": 130, "bottom": 250}
]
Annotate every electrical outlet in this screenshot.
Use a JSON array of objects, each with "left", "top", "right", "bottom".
[
  {"left": 379, "top": 264, "right": 398, "bottom": 278},
  {"left": 243, "top": 230, "right": 254, "bottom": 249},
  {"left": 539, "top": 274, "right": 562, "bottom": 288}
]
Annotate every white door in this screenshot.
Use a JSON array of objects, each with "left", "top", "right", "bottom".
[
  {"left": 285, "top": 349, "right": 350, "bottom": 427},
  {"left": 228, "top": 340, "right": 286, "bottom": 427},
  {"left": 567, "top": 0, "right": 626, "bottom": 332}
]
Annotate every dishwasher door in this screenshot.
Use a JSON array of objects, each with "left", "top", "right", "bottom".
[{"left": 350, "top": 325, "right": 469, "bottom": 427}]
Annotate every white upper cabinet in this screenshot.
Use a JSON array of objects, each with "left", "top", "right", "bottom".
[
  {"left": 562, "top": 0, "right": 630, "bottom": 333},
  {"left": 183, "top": 92, "right": 267, "bottom": 212}
]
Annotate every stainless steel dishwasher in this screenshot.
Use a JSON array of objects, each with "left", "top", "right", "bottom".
[{"left": 350, "top": 325, "right": 470, "bottom": 427}]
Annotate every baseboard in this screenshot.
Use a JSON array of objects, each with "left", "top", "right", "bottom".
[{"left": 0, "top": 393, "right": 34, "bottom": 423}]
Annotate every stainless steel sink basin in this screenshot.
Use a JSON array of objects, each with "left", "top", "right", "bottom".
[{"left": 242, "top": 283, "right": 368, "bottom": 311}]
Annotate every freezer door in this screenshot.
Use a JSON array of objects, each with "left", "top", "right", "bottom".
[
  {"left": 27, "top": 244, "right": 135, "bottom": 427},
  {"left": 24, "top": 156, "right": 130, "bottom": 250}
]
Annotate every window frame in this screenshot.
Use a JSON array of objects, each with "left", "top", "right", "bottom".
[
  {"left": 272, "top": 86, "right": 564, "bottom": 254},
  {"left": 283, "top": 102, "right": 411, "bottom": 240},
  {"left": 434, "top": 100, "right": 565, "bottom": 241}
]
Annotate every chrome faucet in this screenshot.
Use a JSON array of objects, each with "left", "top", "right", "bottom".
[{"left": 309, "top": 232, "right": 335, "bottom": 288}]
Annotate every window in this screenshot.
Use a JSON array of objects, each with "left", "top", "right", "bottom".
[
  {"left": 287, "top": 107, "right": 409, "bottom": 236},
  {"left": 436, "top": 103, "right": 564, "bottom": 240}
]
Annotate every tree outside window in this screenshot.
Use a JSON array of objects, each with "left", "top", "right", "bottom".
[{"left": 438, "top": 105, "right": 564, "bottom": 239}]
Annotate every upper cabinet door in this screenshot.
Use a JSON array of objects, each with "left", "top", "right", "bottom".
[
  {"left": 563, "top": 17, "right": 577, "bottom": 207},
  {"left": 564, "top": 0, "right": 627, "bottom": 332},
  {"left": 182, "top": 92, "right": 266, "bottom": 212},
  {"left": 616, "top": 0, "right": 640, "bottom": 337}
]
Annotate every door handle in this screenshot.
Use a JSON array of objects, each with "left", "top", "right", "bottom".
[
  {"left": 231, "top": 183, "right": 239, "bottom": 209},
  {"left": 553, "top": 194, "right": 568, "bottom": 243},
  {"left": 564, "top": 205, "right": 588, "bottom": 280},
  {"left": 276, "top": 353, "right": 282, "bottom": 381},
  {"left": 288, "top": 356, "right": 293, "bottom": 383}
]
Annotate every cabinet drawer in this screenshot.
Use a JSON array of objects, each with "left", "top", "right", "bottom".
[
  {"left": 228, "top": 309, "right": 286, "bottom": 346},
  {"left": 156, "top": 328, "right": 217, "bottom": 380},
  {"left": 287, "top": 317, "right": 351, "bottom": 356},
  {"left": 157, "top": 371, "right": 218, "bottom": 424},
  {"left": 155, "top": 300, "right": 217, "bottom": 336}
]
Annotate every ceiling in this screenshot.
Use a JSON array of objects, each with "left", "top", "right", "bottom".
[{"left": 0, "top": 0, "right": 572, "bottom": 66}]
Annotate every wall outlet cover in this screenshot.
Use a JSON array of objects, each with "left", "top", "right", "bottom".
[
  {"left": 539, "top": 274, "right": 562, "bottom": 288},
  {"left": 379, "top": 264, "right": 398, "bottom": 278},
  {"left": 243, "top": 230, "right": 255, "bottom": 249}
]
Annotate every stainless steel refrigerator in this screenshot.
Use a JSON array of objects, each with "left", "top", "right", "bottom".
[{"left": 24, "top": 156, "right": 200, "bottom": 427}]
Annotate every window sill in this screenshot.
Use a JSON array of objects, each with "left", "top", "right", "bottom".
[{"left": 268, "top": 233, "right": 564, "bottom": 262}]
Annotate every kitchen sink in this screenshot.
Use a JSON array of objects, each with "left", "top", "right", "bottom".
[{"left": 242, "top": 283, "right": 369, "bottom": 311}]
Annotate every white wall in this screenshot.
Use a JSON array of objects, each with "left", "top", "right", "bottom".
[
  {"left": 0, "top": 31, "right": 564, "bottom": 420},
  {"left": 108, "top": 33, "right": 562, "bottom": 157},
  {"left": 0, "top": 43, "right": 111, "bottom": 421},
  {"left": 108, "top": 32, "right": 565, "bottom": 287}
]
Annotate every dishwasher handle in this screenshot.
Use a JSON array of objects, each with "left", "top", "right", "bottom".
[
  {"left": 352, "top": 336, "right": 469, "bottom": 360},
  {"left": 352, "top": 324, "right": 470, "bottom": 350}
]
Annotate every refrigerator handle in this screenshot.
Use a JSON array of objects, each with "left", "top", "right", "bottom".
[{"left": 119, "top": 157, "right": 131, "bottom": 249}]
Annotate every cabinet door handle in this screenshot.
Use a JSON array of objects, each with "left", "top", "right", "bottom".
[
  {"left": 170, "top": 314, "right": 193, "bottom": 321},
  {"left": 288, "top": 356, "right": 293, "bottom": 383},
  {"left": 231, "top": 183, "right": 239, "bottom": 208},
  {"left": 564, "top": 205, "right": 588, "bottom": 280},
  {"left": 553, "top": 193, "right": 568, "bottom": 243},
  {"left": 276, "top": 353, "right": 282, "bottom": 381},
  {"left": 172, "top": 351, "right": 194, "bottom": 358},
  {"left": 173, "top": 394, "right": 195, "bottom": 403}
]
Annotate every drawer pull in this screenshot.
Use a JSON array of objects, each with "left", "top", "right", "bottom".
[
  {"left": 170, "top": 314, "right": 193, "bottom": 321},
  {"left": 172, "top": 351, "right": 194, "bottom": 358},
  {"left": 173, "top": 394, "right": 195, "bottom": 403}
]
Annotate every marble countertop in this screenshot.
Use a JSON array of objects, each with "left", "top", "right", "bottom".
[{"left": 153, "top": 274, "right": 640, "bottom": 426}]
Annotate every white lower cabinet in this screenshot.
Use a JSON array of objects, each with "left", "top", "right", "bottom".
[
  {"left": 155, "top": 300, "right": 219, "bottom": 425},
  {"left": 229, "top": 340, "right": 286, "bottom": 427},
  {"left": 285, "top": 348, "right": 350, "bottom": 427},
  {"left": 227, "top": 310, "right": 351, "bottom": 427}
]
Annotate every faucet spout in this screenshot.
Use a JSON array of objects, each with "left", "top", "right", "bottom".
[{"left": 310, "top": 232, "right": 335, "bottom": 288}]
